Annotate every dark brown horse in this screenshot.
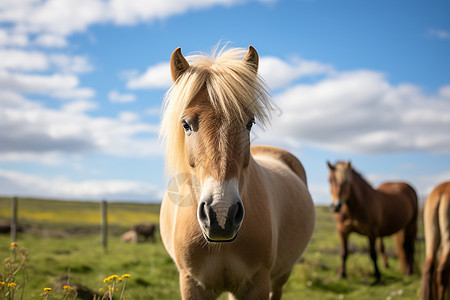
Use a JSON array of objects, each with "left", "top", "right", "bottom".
[
  {"left": 327, "top": 161, "right": 418, "bottom": 281},
  {"left": 134, "top": 223, "right": 156, "bottom": 243}
]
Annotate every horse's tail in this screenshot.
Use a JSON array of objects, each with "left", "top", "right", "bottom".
[
  {"left": 394, "top": 184, "right": 418, "bottom": 276},
  {"left": 420, "top": 189, "right": 442, "bottom": 300}
]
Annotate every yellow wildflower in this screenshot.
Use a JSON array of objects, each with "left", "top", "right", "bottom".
[
  {"left": 103, "top": 277, "right": 110, "bottom": 283},
  {"left": 10, "top": 242, "right": 18, "bottom": 249},
  {"left": 110, "top": 275, "right": 119, "bottom": 280},
  {"left": 8, "top": 282, "right": 17, "bottom": 288},
  {"left": 44, "top": 287, "right": 52, "bottom": 291},
  {"left": 63, "top": 285, "right": 71, "bottom": 290},
  {"left": 121, "top": 274, "right": 131, "bottom": 278},
  {"left": 99, "top": 288, "right": 104, "bottom": 293}
]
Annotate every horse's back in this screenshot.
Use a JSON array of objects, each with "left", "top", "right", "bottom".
[
  {"left": 251, "top": 145, "right": 307, "bottom": 185},
  {"left": 376, "top": 182, "right": 418, "bottom": 236},
  {"left": 377, "top": 182, "right": 418, "bottom": 211}
]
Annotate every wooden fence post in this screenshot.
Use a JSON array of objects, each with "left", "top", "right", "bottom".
[
  {"left": 101, "top": 200, "right": 108, "bottom": 252},
  {"left": 11, "top": 197, "right": 18, "bottom": 243}
]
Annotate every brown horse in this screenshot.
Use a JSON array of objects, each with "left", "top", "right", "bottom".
[
  {"left": 327, "top": 161, "right": 418, "bottom": 282},
  {"left": 159, "top": 45, "right": 315, "bottom": 299},
  {"left": 421, "top": 181, "right": 450, "bottom": 300}
]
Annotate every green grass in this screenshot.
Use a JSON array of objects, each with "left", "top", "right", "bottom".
[{"left": 0, "top": 198, "right": 425, "bottom": 299}]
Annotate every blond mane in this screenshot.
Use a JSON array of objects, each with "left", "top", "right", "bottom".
[{"left": 160, "top": 46, "right": 272, "bottom": 176}]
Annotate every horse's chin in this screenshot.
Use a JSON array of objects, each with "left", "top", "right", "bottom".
[{"left": 201, "top": 231, "right": 238, "bottom": 243}]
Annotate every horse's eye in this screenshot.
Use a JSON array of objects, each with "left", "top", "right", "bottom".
[
  {"left": 246, "top": 118, "right": 255, "bottom": 131},
  {"left": 182, "top": 120, "right": 191, "bottom": 132}
]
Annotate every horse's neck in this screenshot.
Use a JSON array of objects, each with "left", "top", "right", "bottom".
[{"left": 347, "top": 170, "right": 376, "bottom": 209}]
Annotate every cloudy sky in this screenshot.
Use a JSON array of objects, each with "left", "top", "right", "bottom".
[{"left": 0, "top": 0, "right": 449, "bottom": 204}]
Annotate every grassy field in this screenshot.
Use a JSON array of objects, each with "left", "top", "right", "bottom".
[{"left": 0, "top": 197, "right": 425, "bottom": 299}]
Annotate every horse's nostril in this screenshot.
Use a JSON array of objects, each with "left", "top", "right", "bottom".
[
  {"left": 198, "top": 202, "right": 208, "bottom": 224},
  {"left": 234, "top": 202, "right": 244, "bottom": 225}
]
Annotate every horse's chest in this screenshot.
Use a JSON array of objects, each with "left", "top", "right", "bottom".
[
  {"left": 190, "top": 253, "right": 251, "bottom": 291},
  {"left": 340, "top": 215, "right": 371, "bottom": 235}
]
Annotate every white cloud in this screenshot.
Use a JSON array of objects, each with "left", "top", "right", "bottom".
[
  {"left": 107, "top": 0, "right": 241, "bottom": 25},
  {"left": 0, "top": 49, "right": 92, "bottom": 73},
  {"left": 126, "top": 62, "right": 172, "bottom": 89},
  {"left": 262, "top": 70, "right": 450, "bottom": 154},
  {"left": 0, "top": 70, "right": 95, "bottom": 99},
  {"left": 145, "top": 106, "right": 162, "bottom": 116},
  {"left": 428, "top": 28, "right": 450, "bottom": 40},
  {"left": 49, "top": 54, "right": 92, "bottom": 73},
  {"left": 0, "top": 49, "right": 92, "bottom": 74},
  {"left": 0, "top": 168, "right": 163, "bottom": 201},
  {"left": 126, "top": 55, "right": 333, "bottom": 91},
  {"left": 0, "top": 95, "right": 162, "bottom": 161},
  {"left": 0, "top": 49, "right": 48, "bottom": 71},
  {"left": 439, "top": 85, "right": 450, "bottom": 98},
  {"left": 0, "top": 0, "right": 259, "bottom": 38},
  {"left": 119, "top": 111, "right": 140, "bottom": 122},
  {"left": 259, "top": 56, "right": 335, "bottom": 89},
  {"left": 34, "top": 33, "right": 68, "bottom": 48},
  {"left": 21, "top": 0, "right": 107, "bottom": 36},
  {"left": 366, "top": 170, "right": 450, "bottom": 206},
  {"left": 62, "top": 99, "right": 98, "bottom": 113},
  {"left": 108, "top": 90, "right": 136, "bottom": 103},
  {"left": 0, "top": 29, "right": 29, "bottom": 47}
]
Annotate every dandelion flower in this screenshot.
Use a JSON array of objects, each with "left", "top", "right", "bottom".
[
  {"left": 121, "top": 274, "right": 131, "bottom": 278},
  {"left": 7, "top": 282, "right": 16, "bottom": 288},
  {"left": 103, "top": 277, "right": 110, "bottom": 283},
  {"left": 10, "top": 242, "right": 18, "bottom": 249},
  {"left": 63, "top": 285, "right": 71, "bottom": 290},
  {"left": 110, "top": 275, "right": 119, "bottom": 280},
  {"left": 44, "top": 287, "right": 52, "bottom": 291}
]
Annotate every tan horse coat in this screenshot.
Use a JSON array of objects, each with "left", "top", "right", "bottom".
[
  {"left": 159, "top": 45, "right": 315, "bottom": 300},
  {"left": 421, "top": 181, "right": 450, "bottom": 300},
  {"left": 160, "top": 146, "right": 315, "bottom": 299}
]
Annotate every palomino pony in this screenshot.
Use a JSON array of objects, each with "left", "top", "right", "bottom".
[
  {"left": 159, "top": 45, "right": 315, "bottom": 299},
  {"left": 327, "top": 161, "right": 418, "bottom": 282},
  {"left": 421, "top": 181, "right": 450, "bottom": 300}
]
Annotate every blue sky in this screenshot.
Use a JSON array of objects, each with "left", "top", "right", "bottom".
[{"left": 0, "top": 0, "right": 449, "bottom": 204}]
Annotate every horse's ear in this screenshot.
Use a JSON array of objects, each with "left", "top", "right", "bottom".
[
  {"left": 170, "top": 47, "right": 190, "bottom": 82},
  {"left": 327, "top": 161, "right": 335, "bottom": 171},
  {"left": 345, "top": 161, "right": 352, "bottom": 169},
  {"left": 243, "top": 45, "right": 259, "bottom": 73}
]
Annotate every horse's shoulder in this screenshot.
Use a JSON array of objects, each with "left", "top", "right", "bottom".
[{"left": 251, "top": 145, "right": 307, "bottom": 185}]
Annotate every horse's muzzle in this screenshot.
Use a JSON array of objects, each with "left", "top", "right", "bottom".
[
  {"left": 197, "top": 200, "right": 244, "bottom": 242},
  {"left": 330, "top": 200, "right": 342, "bottom": 213}
]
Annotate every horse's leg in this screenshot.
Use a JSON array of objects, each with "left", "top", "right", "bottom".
[
  {"left": 379, "top": 238, "right": 389, "bottom": 268},
  {"left": 270, "top": 271, "right": 292, "bottom": 300},
  {"left": 179, "top": 272, "right": 217, "bottom": 300},
  {"left": 338, "top": 230, "right": 349, "bottom": 278},
  {"left": 437, "top": 197, "right": 450, "bottom": 300},
  {"left": 437, "top": 246, "right": 450, "bottom": 300},
  {"left": 421, "top": 198, "right": 441, "bottom": 300},
  {"left": 368, "top": 235, "right": 381, "bottom": 282},
  {"left": 404, "top": 214, "right": 418, "bottom": 276}
]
